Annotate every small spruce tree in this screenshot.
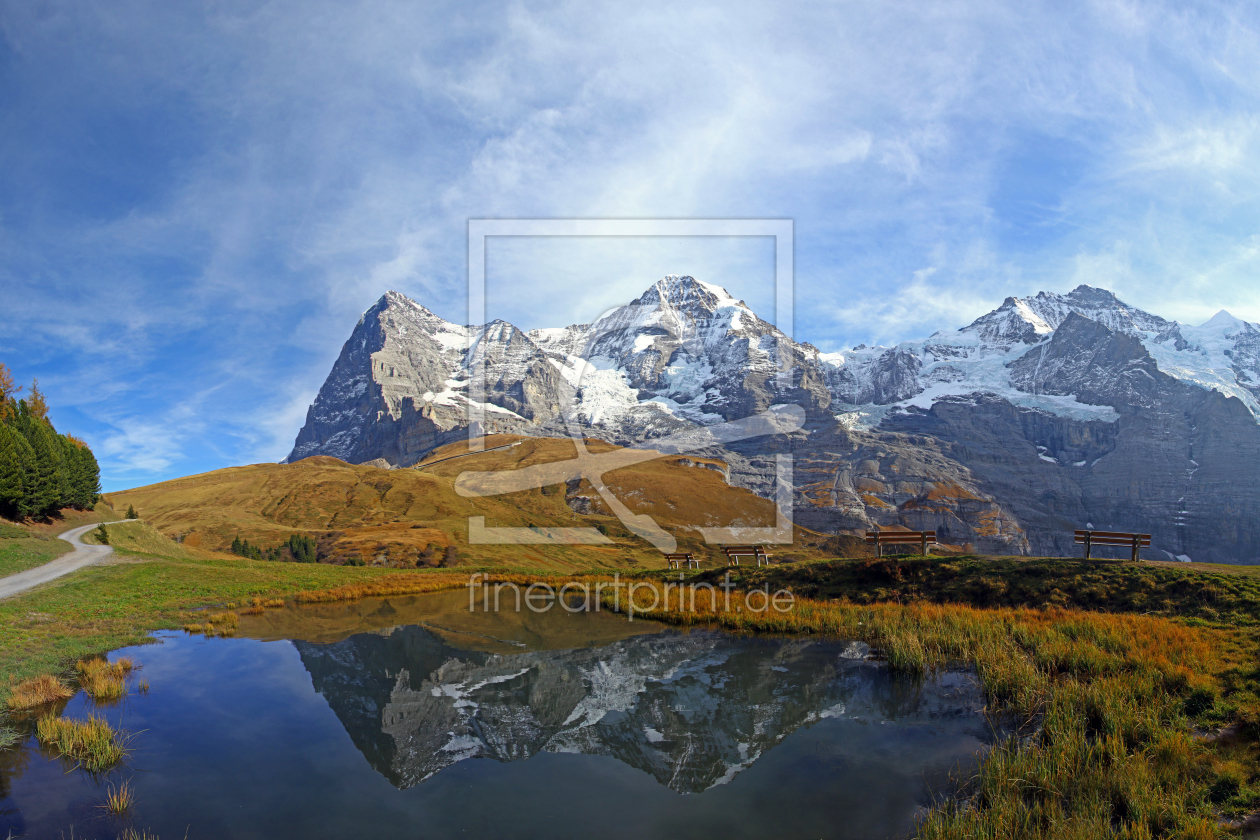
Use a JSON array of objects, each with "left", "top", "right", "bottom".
[{"left": 126, "top": 504, "right": 137, "bottom": 520}]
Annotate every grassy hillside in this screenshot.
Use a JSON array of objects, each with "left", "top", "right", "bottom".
[
  {"left": 108, "top": 434, "right": 834, "bottom": 571},
  {"left": 81, "top": 519, "right": 219, "bottom": 562}
]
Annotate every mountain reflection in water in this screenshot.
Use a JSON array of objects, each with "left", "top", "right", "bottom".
[
  {"left": 292, "top": 602, "right": 990, "bottom": 793},
  {"left": 0, "top": 591, "right": 1005, "bottom": 840}
]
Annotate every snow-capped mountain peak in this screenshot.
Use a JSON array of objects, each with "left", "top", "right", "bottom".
[
  {"left": 1201, "top": 309, "right": 1245, "bottom": 331},
  {"left": 958, "top": 285, "right": 1171, "bottom": 350},
  {"left": 822, "top": 283, "right": 1260, "bottom": 426}
]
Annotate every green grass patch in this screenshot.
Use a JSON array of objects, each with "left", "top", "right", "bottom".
[
  {"left": 0, "top": 521, "right": 31, "bottom": 539},
  {"left": 0, "top": 537, "right": 72, "bottom": 579}
]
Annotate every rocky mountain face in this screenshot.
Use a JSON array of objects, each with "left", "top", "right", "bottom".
[
  {"left": 288, "top": 277, "right": 1260, "bottom": 563},
  {"left": 295, "top": 624, "right": 986, "bottom": 791}
]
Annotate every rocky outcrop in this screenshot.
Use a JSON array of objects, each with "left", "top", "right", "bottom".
[
  {"left": 789, "top": 422, "right": 1031, "bottom": 554},
  {"left": 287, "top": 293, "right": 559, "bottom": 467},
  {"left": 826, "top": 347, "right": 923, "bottom": 405}
]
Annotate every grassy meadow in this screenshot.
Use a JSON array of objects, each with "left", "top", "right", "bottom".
[{"left": 0, "top": 535, "right": 71, "bottom": 578}]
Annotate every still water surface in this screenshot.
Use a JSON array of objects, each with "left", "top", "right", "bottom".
[{"left": 1, "top": 591, "right": 1004, "bottom": 839}]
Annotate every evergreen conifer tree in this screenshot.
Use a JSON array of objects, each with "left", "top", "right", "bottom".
[
  {"left": 0, "top": 367, "right": 102, "bottom": 518},
  {"left": 0, "top": 424, "right": 34, "bottom": 518},
  {"left": 18, "top": 406, "right": 67, "bottom": 517},
  {"left": 79, "top": 446, "right": 101, "bottom": 508},
  {"left": 126, "top": 504, "right": 137, "bottom": 520},
  {"left": 287, "top": 533, "right": 316, "bottom": 563}
]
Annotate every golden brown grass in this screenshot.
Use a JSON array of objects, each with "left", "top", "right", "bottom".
[
  {"left": 35, "top": 713, "right": 126, "bottom": 772},
  {"left": 184, "top": 611, "right": 240, "bottom": 637},
  {"left": 293, "top": 571, "right": 471, "bottom": 604},
  {"left": 76, "top": 657, "right": 135, "bottom": 702},
  {"left": 103, "top": 779, "right": 135, "bottom": 816},
  {"left": 7, "top": 673, "right": 73, "bottom": 709}
]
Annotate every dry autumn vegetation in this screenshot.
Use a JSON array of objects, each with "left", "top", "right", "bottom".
[
  {"left": 1, "top": 654, "right": 144, "bottom": 780},
  {"left": 3, "top": 436, "right": 1260, "bottom": 837},
  {"left": 106, "top": 434, "right": 834, "bottom": 571}
]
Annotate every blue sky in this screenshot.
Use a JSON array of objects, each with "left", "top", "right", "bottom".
[{"left": 2, "top": 0, "right": 1260, "bottom": 491}]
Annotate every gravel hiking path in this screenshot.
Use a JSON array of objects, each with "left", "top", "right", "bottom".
[{"left": 0, "top": 521, "right": 132, "bottom": 600}]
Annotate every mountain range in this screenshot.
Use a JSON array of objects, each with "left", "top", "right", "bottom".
[{"left": 287, "top": 277, "right": 1260, "bottom": 563}]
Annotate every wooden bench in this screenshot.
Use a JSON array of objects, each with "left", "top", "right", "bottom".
[
  {"left": 664, "top": 552, "right": 698, "bottom": 570},
  {"left": 720, "top": 545, "right": 770, "bottom": 567},
  {"left": 1075, "top": 530, "right": 1151, "bottom": 562},
  {"left": 864, "top": 530, "right": 937, "bottom": 557}
]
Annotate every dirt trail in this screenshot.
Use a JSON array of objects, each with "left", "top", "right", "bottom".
[{"left": 0, "top": 521, "right": 129, "bottom": 599}]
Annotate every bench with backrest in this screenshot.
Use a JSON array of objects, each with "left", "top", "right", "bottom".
[
  {"left": 863, "top": 530, "right": 937, "bottom": 557},
  {"left": 664, "top": 552, "right": 698, "bottom": 570},
  {"left": 721, "top": 545, "right": 770, "bottom": 567},
  {"left": 1074, "top": 530, "right": 1151, "bottom": 562}
]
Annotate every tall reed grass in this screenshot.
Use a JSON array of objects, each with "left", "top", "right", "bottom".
[
  {"left": 103, "top": 779, "right": 135, "bottom": 816},
  {"left": 35, "top": 713, "right": 126, "bottom": 772},
  {"left": 117, "top": 829, "right": 159, "bottom": 840},
  {"left": 293, "top": 571, "right": 470, "bottom": 603}
]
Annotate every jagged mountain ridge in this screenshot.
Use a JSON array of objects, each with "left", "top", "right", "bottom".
[{"left": 287, "top": 277, "right": 1260, "bottom": 562}]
